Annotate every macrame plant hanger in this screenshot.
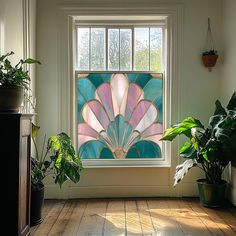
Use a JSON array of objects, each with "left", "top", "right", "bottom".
[
  {"left": 204, "top": 18, "right": 215, "bottom": 53},
  {"left": 202, "top": 17, "right": 218, "bottom": 72}
]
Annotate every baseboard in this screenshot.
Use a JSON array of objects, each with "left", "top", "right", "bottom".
[
  {"left": 181, "top": 182, "right": 199, "bottom": 197},
  {"left": 229, "top": 186, "right": 236, "bottom": 206},
  {"left": 44, "top": 185, "right": 174, "bottom": 199}
]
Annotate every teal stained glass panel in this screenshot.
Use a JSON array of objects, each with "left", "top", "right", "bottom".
[{"left": 77, "top": 73, "right": 163, "bottom": 159}]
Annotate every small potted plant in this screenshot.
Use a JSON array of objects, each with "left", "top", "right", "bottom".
[
  {"left": 161, "top": 92, "right": 236, "bottom": 208},
  {"left": 202, "top": 49, "right": 218, "bottom": 69},
  {"left": 0, "top": 51, "right": 41, "bottom": 112},
  {"left": 30, "top": 123, "right": 83, "bottom": 226}
]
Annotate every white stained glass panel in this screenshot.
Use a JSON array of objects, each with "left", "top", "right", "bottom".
[
  {"left": 91, "top": 28, "right": 105, "bottom": 71},
  {"left": 150, "top": 28, "right": 162, "bottom": 71},
  {"left": 108, "top": 29, "right": 119, "bottom": 70},
  {"left": 120, "top": 29, "right": 132, "bottom": 71},
  {"left": 77, "top": 28, "right": 89, "bottom": 70},
  {"left": 134, "top": 28, "right": 149, "bottom": 71}
]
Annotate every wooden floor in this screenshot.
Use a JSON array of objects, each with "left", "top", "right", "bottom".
[{"left": 30, "top": 198, "right": 236, "bottom": 236}]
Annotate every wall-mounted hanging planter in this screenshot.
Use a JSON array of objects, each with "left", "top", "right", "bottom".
[
  {"left": 202, "top": 50, "right": 218, "bottom": 68},
  {"left": 202, "top": 18, "right": 218, "bottom": 71}
]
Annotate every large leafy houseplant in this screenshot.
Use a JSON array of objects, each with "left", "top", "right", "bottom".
[
  {"left": 31, "top": 123, "right": 83, "bottom": 226},
  {"left": 161, "top": 92, "right": 236, "bottom": 206},
  {"left": 0, "top": 51, "right": 41, "bottom": 112},
  {"left": 31, "top": 123, "right": 83, "bottom": 190}
]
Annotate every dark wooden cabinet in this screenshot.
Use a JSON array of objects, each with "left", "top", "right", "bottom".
[{"left": 0, "top": 113, "right": 32, "bottom": 236}]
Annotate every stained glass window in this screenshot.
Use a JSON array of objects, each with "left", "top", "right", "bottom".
[{"left": 77, "top": 73, "right": 163, "bottom": 160}]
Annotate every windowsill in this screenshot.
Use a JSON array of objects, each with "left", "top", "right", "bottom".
[{"left": 81, "top": 159, "right": 171, "bottom": 168}]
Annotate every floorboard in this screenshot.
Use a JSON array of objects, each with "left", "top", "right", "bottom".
[{"left": 30, "top": 198, "right": 236, "bottom": 236}]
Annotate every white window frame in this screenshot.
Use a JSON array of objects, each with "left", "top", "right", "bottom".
[{"left": 73, "top": 17, "right": 172, "bottom": 168}]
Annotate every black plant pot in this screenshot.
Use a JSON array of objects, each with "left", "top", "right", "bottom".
[
  {"left": 0, "top": 86, "right": 24, "bottom": 112},
  {"left": 197, "top": 179, "right": 227, "bottom": 208},
  {"left": 30, "top": 184, "right": 45, "bottom": 227}
]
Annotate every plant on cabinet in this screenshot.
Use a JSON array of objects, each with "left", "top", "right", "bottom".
[{"left": 0, "top": 51, "right": 40, "bottom": 112}]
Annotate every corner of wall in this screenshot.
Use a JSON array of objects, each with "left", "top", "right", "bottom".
[
  {"left": 221, "top": 0, "right": 236, "bottom": 206},
  {"left": 230, "top": 167, "right": 236, "bottom": 206}
]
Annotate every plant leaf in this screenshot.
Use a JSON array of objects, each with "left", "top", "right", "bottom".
[
  {"left": 161, "top": 117, "right": 204, "bottom": 141},
  {"left": 48, "top": 136, "right": 61, "bottom": 151},
  {"left": 49, "top": 133, "right": 83, "bottom": 187},
  {"left": 202, "top": 150, "right": 210, "bottom": 162},
  {"left": 24, "top": 58, "right": 41, "bottom": 64},
  {"left": 215, "top": 128, "right": 231, "bottom": 143},
  {"left": 179, "top": 142, "right": 196, "bottom": 158},
  {"left": 214, "top": 100, "right": 227, "bottom": 116},
  {"left": 174, "top": 159, "right": 197, "bottom": 186},
  {"left": 0, "top": 51, "right": 14, "bottom": 61},
  {"left": 226, "top": 91, "right": 236, "bottom": 110},
  {"left": 55, "top": 153, "right": 63, "bottom": 169},
  {"left": 32, "top": 123, "right": 40, "bottom": 138},
  {"left": 208, "top": 115, "right": 225, "bottom": 130}
]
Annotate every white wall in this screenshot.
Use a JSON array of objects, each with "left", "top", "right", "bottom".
[
  {"left": 221, "top": 0, "right": 236, "bottom": 206},
  {"left": 36, "top": 0, "right": 223, "bottom": 199},
  {"left": 0, "top": 0, "right": 24, "bottom": 62},
  {"left": 0, "top": 0, "right": 37, "bottom": 105}
]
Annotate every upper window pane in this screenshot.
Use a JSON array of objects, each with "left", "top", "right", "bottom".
[
  {"left": 134, "top": 28, "right": 149, "bottom": 71},
  {"left": 91, "top": 28, "right": 105, "bottom": 71},
  {"left": 77, "top": 28, "right": 89, "bottom": 70},
  {"left": 108, "top": 29, "right": 119, "bottom": 70},
  {"left": 76, "top": 26, "right": 163, "bottom": 71},
  {"left": 120, "top": 29, "right": 132, "bottom": 71},
  {"left": 150, "top": 28, "right": 162, "bottom": 71}
]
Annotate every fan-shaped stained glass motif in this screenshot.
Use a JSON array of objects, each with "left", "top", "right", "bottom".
[{"left": 77, "top": 73, "right": 163, "bottom": 159}]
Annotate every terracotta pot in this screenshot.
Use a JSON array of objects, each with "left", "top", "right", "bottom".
[{"left": 202, "top": 54, "right": 218, "bottom": 68}]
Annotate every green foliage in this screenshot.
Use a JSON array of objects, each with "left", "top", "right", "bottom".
[
  {"left": 31, "top": 124, "right": 83, "bottom": 190},
  {"left": 161, "top": 117, "right": 204, "bottom": 141},
  {"left": 0, "top": 51, "right": 41, "bottom": 89},
  {"left": 135, "top": 48, "right": 161, "bottom": 71},
  {"left": 202, "top": 50, "right": 218, "bottom": 56},
  {"left": 161, "top": 92, "right": 236, "bottom": 186},
  {"left": 174, "top": 159, "right": 197, "bottom": 186}
]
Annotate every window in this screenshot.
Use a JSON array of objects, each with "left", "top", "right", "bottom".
[
  {"left": 75, "top": 20, "right": 167, "bottom": 167},
  {"left": 76, "top": 26, "right": 163, "bottom": 71}
]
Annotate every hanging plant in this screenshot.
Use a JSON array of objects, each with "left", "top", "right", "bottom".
[{"left": 202, "top": 18, "right": 218, "bottom": 71}]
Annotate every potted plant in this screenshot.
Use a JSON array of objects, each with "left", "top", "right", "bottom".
[
  {"left": 201, "top": 18, "right": 219, "bottom": 71},
  {"left": 161, "top": 92, "right": 236, "bottom": 208},
  {"left": 0, "top": 51, "right": 41, "bottom": 112},
  {"left": 30, "top": 123, "right": 83, "bottom": 226},
  {"left": 202, "top": 49, "right": 218, "bottom": 69}
]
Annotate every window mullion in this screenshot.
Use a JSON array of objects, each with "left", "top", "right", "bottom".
[
  {"left": 105, "top": 27, "right": 108, "bottom": 70},
  {"left": 89, "top": 27, "right": 91, "bottom": 70},
  {"left": 161, "top": 26, "right": 165, "bottom": 72},
  {"left": 119, "top": 28, "right": 120, "bottom": 70},
  {"left": 149, "top": 27, "right": 151, "bottom": 71},
  {"left": 132, "top": 26, "right": 134, "bottom": 71}
]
